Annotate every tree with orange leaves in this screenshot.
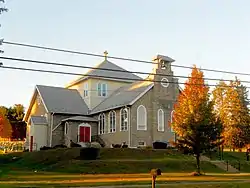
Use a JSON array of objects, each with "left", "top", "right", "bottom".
[
  {"left": 0, "top": 106, "right": 12, "bottom": 139},
  {"left": 172, "top": 66, "right": 222, "bottom": 174},
  {"left": 212, "top": 79, "right": 250, "bottom": 150}
]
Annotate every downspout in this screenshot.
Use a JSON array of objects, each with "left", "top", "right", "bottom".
[
  {"left": 127, "top": 106, "right": 132, "bottom": 148},
  {"left": 50, "top": 112, "right": 55, "bottom": 147}
]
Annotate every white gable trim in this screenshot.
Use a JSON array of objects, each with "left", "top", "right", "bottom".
[
  {"left": 35, "top": 86, "right": 50, "bottom": 112},
  {"left": 23, "top": 86, "right": 49, "bottom": 122},
  {"left": 129, "top": 84, "right": 154, "bottom": 105}
]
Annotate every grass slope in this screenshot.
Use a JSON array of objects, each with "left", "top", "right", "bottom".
[
  {"left": 0, "top": 148, "right": 223, "bottom": 174},
  {"left": 205, "top": 151, "right": 250, "bottom": 172}
]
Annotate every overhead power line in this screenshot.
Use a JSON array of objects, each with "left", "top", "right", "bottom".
[
  {"left": 1, "top": 64, "right": 250, "bottom": 89},
  {"left": 1, "top": 56, "right": 250, "bottom": 84},
  {"left": 2, "top": 40, "right": 250, "bottom": 76}
]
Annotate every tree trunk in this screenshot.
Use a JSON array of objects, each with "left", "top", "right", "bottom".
[{"left": 196, "top": 153, "right": 201, "bottom": 174}]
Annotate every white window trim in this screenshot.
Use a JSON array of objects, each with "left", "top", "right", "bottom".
[
  {"left": 97, "top": 83, "right": 102, "bottom": 97},
  {"left": 108, "top": 110, "right": 116, "bottom": 133},
  {"left": 102, "top": 83, "right": 108, "bottom": 97},
  {"left": 157, "top": 109, "right": 164, "bottom": 132},
  {"left": 170, "top": 110, "right": 175, "bottom": 132},
  {"left": 97, "top": 82, "right": 108, "bottom": 97},
  {"left": 78, "top": 123, "right": 91, "bottom": 142},
  {"left": 64, "top": 122, "right": 69, "bottom": 135},
  {"left": 120, "top": 108, "right": 128, "bottom": 131},
  {"left": 98, "top": 113, "right": 105, "bottom": 135},
  {"left": 83, "top": 83, "right": 88, "bottom": 97},
  {"left": 137, "top": 105, "right": 147, "bottom": 131}
]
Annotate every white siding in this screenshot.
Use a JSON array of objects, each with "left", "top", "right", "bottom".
[{"left": 30, "top": 124, "right": 48, "bottom": 151}]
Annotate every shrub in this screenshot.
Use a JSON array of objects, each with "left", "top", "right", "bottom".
[
  {"left": 53, "top": 144, "right": 67, "bottom": 149},
  {"left": 153, "top": 141, "right": 168, "bottom": 149},
  {"left": 112, "top": 144, "right": 122, "bottom": 148},
  {"left": 122, "top": 144, "right": 128, "bottom": 148},
  {"left": 40, "top": 146, "right": 52, "bottom": 150},
  {"left": 79, "top": 147, "right": 100, "bottom": 160},
  {"left": 91, "top": 142, "right": 102, "bottom": 149},
  {"left": 70, "top": 140, "right": 82, "bottom": 148}
]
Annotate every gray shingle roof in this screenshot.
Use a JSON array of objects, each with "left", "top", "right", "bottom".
[
  {"left": 30, "top": 116, "right": 47, "bottom": 125},
  {"left": 61, "top": 116, "right": 98, "bottom": 122},
  {"left": 67, "top": 60, "right": 142, "bottom": 87},
  {"left": 91, "top": 81, "right": 154, "bottom": 114},
  {"left": 36, "top": 85, "right": 89, "bottom": 115}
]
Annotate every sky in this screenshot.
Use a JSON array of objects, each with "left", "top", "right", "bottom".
[{"left": 1, "top": 0, "right": 250, "bottom": 109}]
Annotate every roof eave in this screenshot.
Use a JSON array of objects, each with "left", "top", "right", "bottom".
[
  {"left": 90, "top": 104, "right": 132, "bottom": 115},
  {"left": 65, "top": 76, "right": 89, "bottom": 88},
  {"left": 23, "top": 87, "right": 42, "bottom": 122},
  {"left": 51, "top": 112, "right": 88, "bottom": 116},
  {"left": 129, "top": 84, "right": 154, "bottom": 105},
  {"left": 90, "top": 84, "right": 154, "bottom": 115}
]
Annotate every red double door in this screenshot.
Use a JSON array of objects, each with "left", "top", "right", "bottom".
[{"left": 79, "top": 126, "right": 91, "bottom": 142}]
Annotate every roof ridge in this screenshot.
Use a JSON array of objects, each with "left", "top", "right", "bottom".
[{"left": 66, "top": 59, "right": 142, "bottom": 88}]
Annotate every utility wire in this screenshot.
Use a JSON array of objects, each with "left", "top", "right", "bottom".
[
  {"left": 2, "top": 40, "right": 250, "bottom": 76},
  {"left": 1, "top": 64, "right": 250, "bottom": 89},
  {"left": 1, "top": 56, "right": 250, "bottom": 84}
]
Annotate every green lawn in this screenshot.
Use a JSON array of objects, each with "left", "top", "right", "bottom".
[
  {"left": 0, "top": 172, "right": 250, "bottom": 187},
  {"left": 205, "top": 151, "right": 247, "bottom": 161},
  {"left": 0, "top": 148, "right": 223, "bottom": 174},
  {"left": 205, "top": 150, "right": 250, "bottom": 172},
  {"left": 0, "top": 182, "right": 249, "bottom": 188}
]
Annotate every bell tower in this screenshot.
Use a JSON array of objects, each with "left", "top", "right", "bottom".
[
  {"left": 152, "top": 55, "right": 174, "bottom": 73},
  {"left": 151, "top": 54, "right": 178, "bottom": 105},
  {"left": 151, "top": 54, "right": 175, "bottom": 85},
  {"left": 150, "top": 55, "right": 179, "bottom": 147}
]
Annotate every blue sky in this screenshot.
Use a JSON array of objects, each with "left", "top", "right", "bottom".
[{"left": 1, "top": 0, "right": 250, "bottom": 109}]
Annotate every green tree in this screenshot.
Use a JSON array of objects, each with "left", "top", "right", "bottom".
[
  {"left": 7, "top": 104, "right": 26, "bottom": 140},
  {"left": 172, "top": 66, "right": 223, "bottom": 174}
]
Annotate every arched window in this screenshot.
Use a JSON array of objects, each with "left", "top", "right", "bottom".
[
  {"left": 170, "top": 110, "right": 174, "bottom": 132},
  {"left": 120, "top": 108, "right": 128, "bottom": 131},
  {"left": 109, "top": 111, "right": 116, "bottom": 133},
  {"left": 64, "top": 122, "right": 69, "bottom": 135},
  {"left": 157, "top": 109, "right": 164, "bottom": 132},
  {"left": 137, "top": 105, "right": 147, "bottom": 130},
  {"left": 98, "top": 113, "right": 105, "bottom": 134}
]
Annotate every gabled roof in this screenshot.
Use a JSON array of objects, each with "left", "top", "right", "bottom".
[
  {"left": 66, "top": 60, "right": 142, "bottom": 87},
  {"left": 30, "top": 116, "right": 47, "bottom": 125},
  {"left": 24, "top": 85, "right": 89, "bottom": 122},
  {"left": 91, "top": 81, "right": 154, "bottom": 114}
]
